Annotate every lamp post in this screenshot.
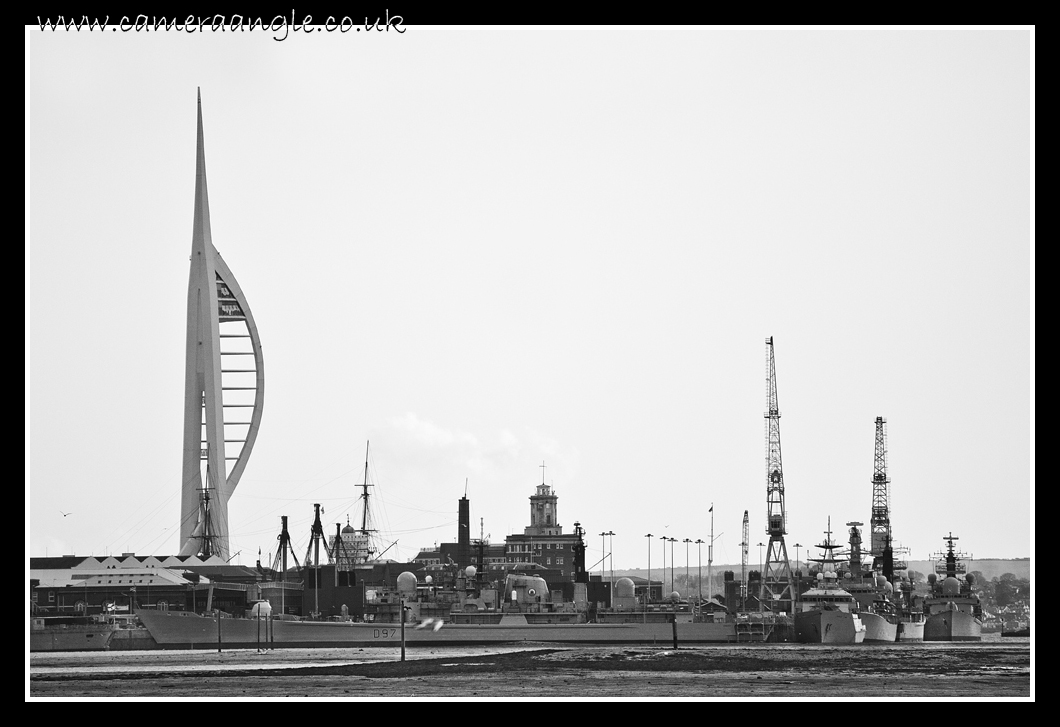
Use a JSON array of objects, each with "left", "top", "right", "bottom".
[
  {"left": 794, "top": 542, "right": 802, "bottom": 601},
  {"left": 794, "top": 543, "right": 802, "bottom": 575},
  {"left": 695, "top": 539, "right": 704, "bottom": 601},
  {"left": 668, "top": 537, "right": 676, "bottom": 595},
  {"left": 645, "top": 534, "right": 653, "bottom": 605},
  {"left": 661, "top": 536, "right": 667, "bottom": 595},
  {"left": 757, "top": 542, "right": 765, "bottom": 609},
  {"left": 707, "top": 505, "right": 715, "bottom": 603},
  {"left": 599, "top": 531, "right": 607, "bottom": 583},
  {"left": 605, "top": 531, "right": 615, "bottom": 602},
  {"left": 683, "top": 538, "right": 692, "bottom": 597}
]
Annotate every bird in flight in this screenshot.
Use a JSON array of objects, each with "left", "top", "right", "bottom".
[{"left": 60, "top": 510, "right": 72, "bottom": 517}]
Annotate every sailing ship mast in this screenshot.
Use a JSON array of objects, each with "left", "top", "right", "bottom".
[{"left": 358, "top": 440, "right": 376, "bottom": 561}]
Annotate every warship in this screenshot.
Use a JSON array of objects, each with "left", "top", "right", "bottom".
[
  {"left": 840, "top": 522, "right": 898, "bottom": 643},
  {"left": 30, "top": 613, "right": 154, "bottom": 652},
  {"left": 922, "top": 533, "right": 983, "bottom": 641},
  {"left": 793, "top": 520, "right": 866, "bottom": 644},
  {"left": 135, "top": 561, "right": 783, "bottom": 649}
]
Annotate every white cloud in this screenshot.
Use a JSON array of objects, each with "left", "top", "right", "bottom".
[{"left": 387, "top": 412, "right": 479, "bottom": 450}]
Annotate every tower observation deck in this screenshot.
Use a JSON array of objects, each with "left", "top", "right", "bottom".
[{"left": 178, "top": 90, "right": 265, "bottom": 561}]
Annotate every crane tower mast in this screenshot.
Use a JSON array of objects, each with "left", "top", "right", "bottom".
[
  {"left": 740, "top": 510, "right": 749, "bottom": 609},
  {"left": 762, "top": 337, "right": 794, "bottom": 613},
  {"left": 869, "top": 416, "right": 891, "bottom": 559},
  {"left": 869, "top": 416, "right": 907, "bottom": 581}
]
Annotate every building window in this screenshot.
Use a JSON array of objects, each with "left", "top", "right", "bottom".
[
  {"left": 546, "top": 558, "right": 551, "bottom": 565},
  {"left": 48, "top": 591, "right": 55, "bottom": 603},
  {"left": 557, "top": 557, "right": 564, "bottom": 565}
]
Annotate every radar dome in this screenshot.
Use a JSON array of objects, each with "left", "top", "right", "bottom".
[
  {"left": 942, "top": 576, "right": 960, "bottom": 596},
  {"left": 965, "top": 573, "right": 975, "bottom": 586},
  {"left": 250, "top": 601, "right": 272, "bottom": 617},
  {"left": 396, "top": 571, "right": 417, "bottom": 595},
  {"left": 927, "top": 574, "right": 937, "bottom": 585},
  {"left": 874, "top": 575, "right": 888, "bottom": 587},
  {"left": 669, "top": 591, "right": 681, "bottom": 602},
  {"left": 464, "top": 565, "right": 477, "bottom": 579},
  {"left": 817, "top": 572, "right": 824, "bottom": 581},
  {"left": 881, "top": 581, "right": 893, "bottom": 594},
  {"left": 615, "top": 577, "right": 635, "bottom": 597},
  {"left": 425, "top": 575, "right": 433, "bottom": 584}
]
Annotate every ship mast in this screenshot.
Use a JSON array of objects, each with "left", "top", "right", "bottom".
[
  {"left": 302, "top": 503, "right": 330, "bottom": 617},
  {"left": 846, "top": 521, "right": 865, "bottom": 577},
  {"left": 190, "top": 453, "right": 217, "bottom": 558},
  {"left": 808, "top": 518, "right": 842, "bottom": 575},
  {"left": 271, "top": 515, "right": 301, "bottom": 617},
  {"left": 357, "top": 440, "right": 377, "bottom": 561},
  {"left": 935, "top": 532, "right": 968, "bottom": 580},
  {"left": 762, "top": 337, "right": 794, "bottom": 613}
]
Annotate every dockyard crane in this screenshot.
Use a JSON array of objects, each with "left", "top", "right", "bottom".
[
  {"left": 868, "top": 417, "right": 908, "bottom": 582},
  {"left": 869, "top": 417, "right": 892, "bottom": 576},
  {"left": 740, "top": 510, "right": 749, "bottom": 610},
  {"left": 762, "top": 337, "right": 795, "bottom": 613}
]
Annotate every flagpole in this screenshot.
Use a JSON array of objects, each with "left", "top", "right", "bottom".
[{"left": 708, "top": 503, "right": 713, "bottom": 603}]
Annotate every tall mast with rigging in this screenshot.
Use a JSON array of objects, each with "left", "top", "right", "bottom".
[{"left": 357, "top": 440, "right": 376, "bottom": 562}]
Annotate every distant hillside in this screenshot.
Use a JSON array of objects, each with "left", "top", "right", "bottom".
[
  {"left": 903, "top": 559, "right": 1030, "bottom": 582},
  {"left": 612, "top": 558, "right": 1030, "bottom": 583}
]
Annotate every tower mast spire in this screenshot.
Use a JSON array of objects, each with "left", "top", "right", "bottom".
[
  {"left": 178, "top": 89, "right": 265, "bottom": 562},
  {"left": 762, "top": 336, "right": 794, "bottom": 613}
]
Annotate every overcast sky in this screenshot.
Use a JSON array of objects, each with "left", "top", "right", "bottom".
[{"left": 28, "top": 25, "right": 1032, "bottom": 573}]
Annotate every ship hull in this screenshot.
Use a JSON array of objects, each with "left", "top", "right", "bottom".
[
  {"left": 859, "top": 612, "right": 898, "bottom": 643},
  {"left": 31, "top": 624, "right": 118, "bottom": 652},
  {"left": 794, "top": 610, "right": 866, "bottom": 644},
  {"left": 896, "top": 618, "right": 925, "bottom": 642},
  {"left": 30, "top": 621, "right": 157, "bottom": 652},
  {"left": 135, "top": 610, "right": 752, "bottom": 649},
  {"left": 924, "top": 606, "right": 982, "bottom": 642}
]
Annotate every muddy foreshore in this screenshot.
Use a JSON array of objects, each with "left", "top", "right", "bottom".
[{"left": 29, "top": 642, "right": 1032, "bottom": 699}]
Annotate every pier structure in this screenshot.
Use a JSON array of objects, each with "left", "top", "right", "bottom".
[{"left": 179, "top": 90, "right": 265, "bottom": 561}]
